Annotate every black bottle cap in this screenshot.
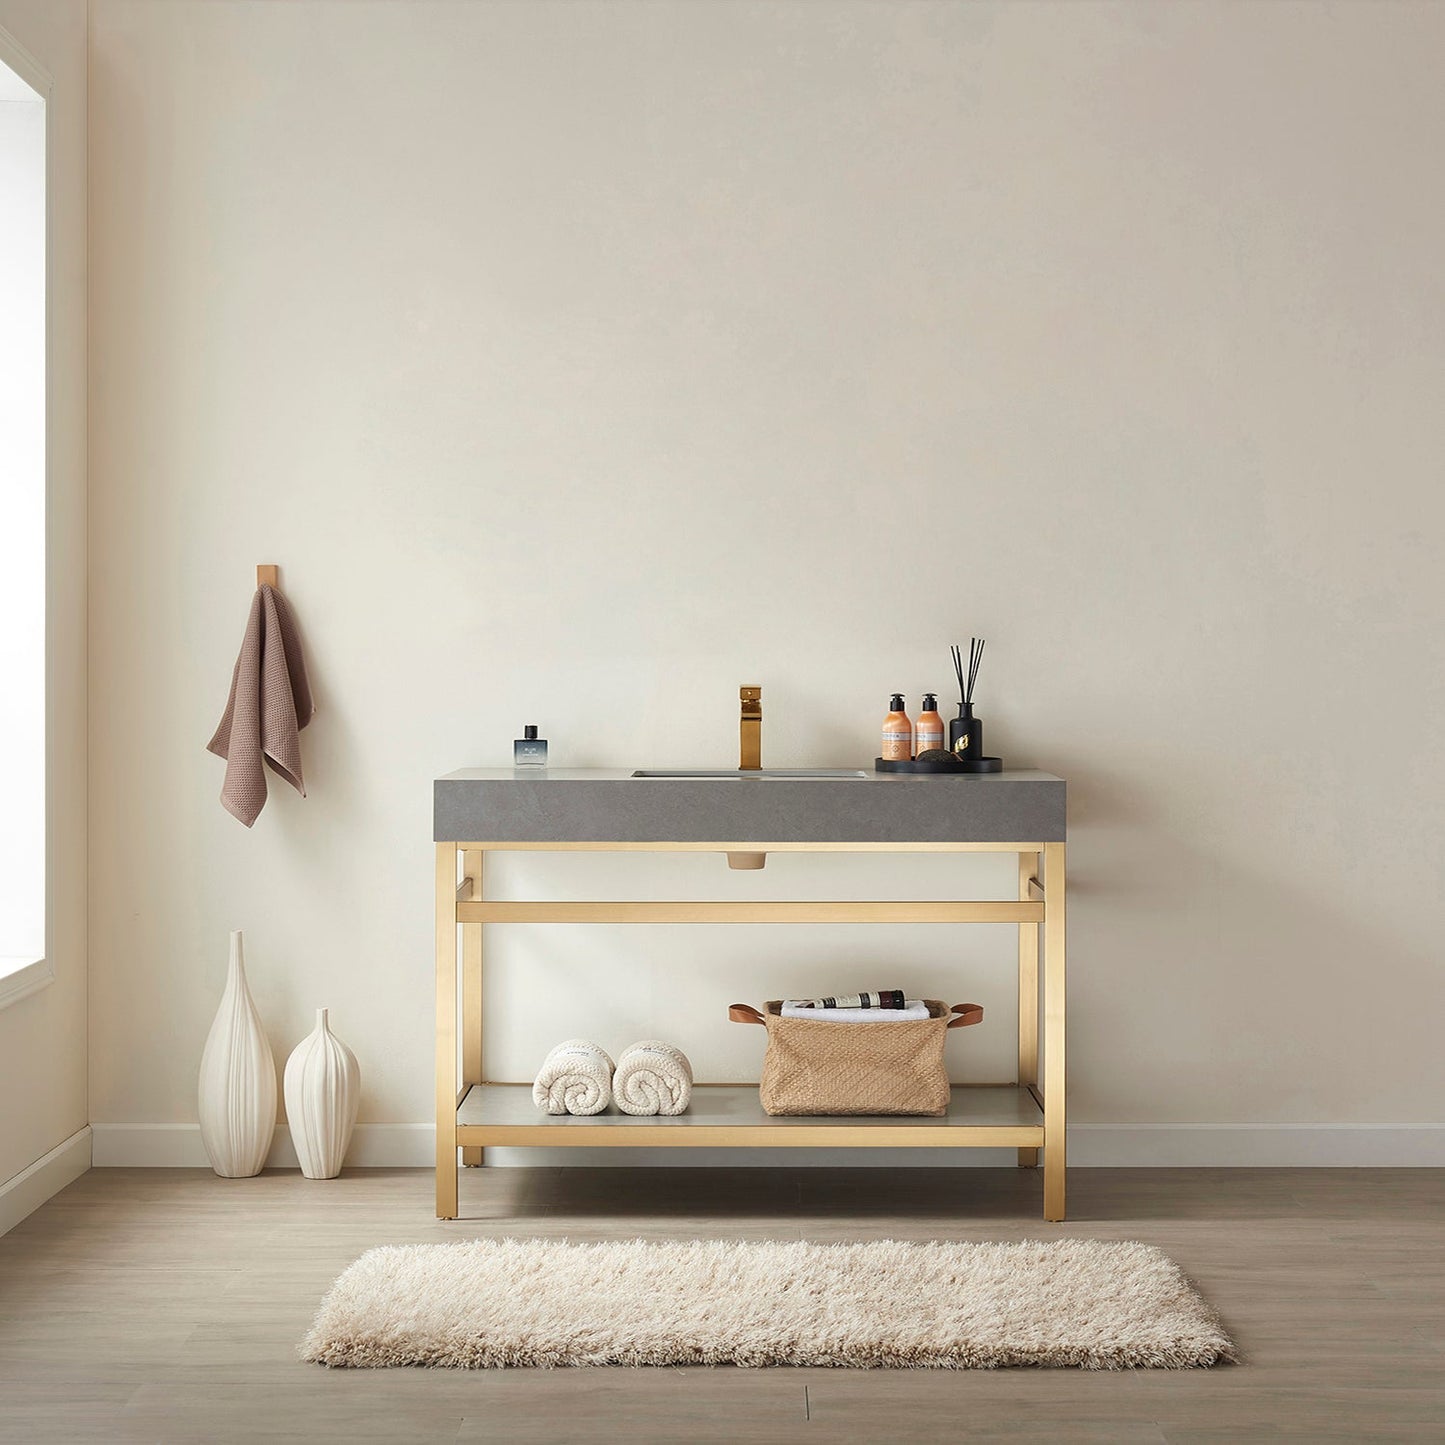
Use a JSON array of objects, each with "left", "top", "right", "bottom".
[
  {"left": 524, "top": 725, "right": 538, "bottom": 740},
  {"left": 889, "top": 694, "right": 905, "bottom": 711},
  {"left": 923, "top": 693, "right": 937, "bottom": 710}
]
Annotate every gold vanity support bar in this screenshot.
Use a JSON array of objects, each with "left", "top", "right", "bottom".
[{"left": 435, "top": 837, "right": 1066, "bottom": 1222}]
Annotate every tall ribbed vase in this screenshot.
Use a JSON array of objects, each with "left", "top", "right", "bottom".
[
  {"left": 197, "top": 931, "right": 277, "bottom": 1177},
  {"left": 284, "top": 1009, "right": 361, "bottom": 1179}
]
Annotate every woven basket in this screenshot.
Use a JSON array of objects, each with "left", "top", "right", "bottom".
[{"left": 728, "top": 1000, "right": 983, "bottom": 1117}]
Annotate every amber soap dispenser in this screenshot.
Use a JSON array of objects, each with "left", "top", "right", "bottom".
[
  {"left": 915, "top": 694, "right": 944, "bottom": 754},
  {"left": 881, "top": 694, "right": 913, "bottom": 761}
]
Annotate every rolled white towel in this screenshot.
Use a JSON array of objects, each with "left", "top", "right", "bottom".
[
  {"left": 532, "top": 1039, "right": 615, "bottom": 1116},
  {"left": 781, "top": 999, "right": 931, "bottom": 1022},
  {"left": 613, "top": 1040, "right": 693, "bottom": 1116}
]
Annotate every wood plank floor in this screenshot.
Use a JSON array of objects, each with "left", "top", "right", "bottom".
[{"left": 1, "top": 1166, "right": 1443, "bottom": 1442}]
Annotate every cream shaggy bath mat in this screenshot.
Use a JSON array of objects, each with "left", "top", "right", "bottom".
[{"left": 301, "top": 1238, "right": 1233, "bottom": 1370}]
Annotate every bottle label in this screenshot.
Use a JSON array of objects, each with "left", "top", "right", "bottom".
[
  {"left": 794, "top": 991, "right": 907, "bottom": 1010},
  {"left": 882, "top": 733, "right": 912, "bottom": 759},
  {"left": 916, "top": 728, "right": 943, "bottom": 749}
]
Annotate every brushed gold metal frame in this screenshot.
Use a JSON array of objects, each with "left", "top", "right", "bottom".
[{"left": 435, "top": 838, "right": 1066, "bottom": 1221}]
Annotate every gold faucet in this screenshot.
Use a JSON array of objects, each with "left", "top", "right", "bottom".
[
  {"left": 739, "top": 685, "right": 762, "bottom": 770},
  {"left": 730, "top": 685, "right": 767, "bottom": 867}
]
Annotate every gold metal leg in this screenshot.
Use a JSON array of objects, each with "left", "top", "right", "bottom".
[
  {"left": 1017, "top": 850, "right": 1040, "bottom": 1169},
  {"left": 461, "top": 849, "right": 484, "bottom": 1167},
  {"left": 435, "top": 842, "right": 459, "bottom": 1219},
  {"left": 1042, "top": 841, "right": 1066, "bottom": 1221}
]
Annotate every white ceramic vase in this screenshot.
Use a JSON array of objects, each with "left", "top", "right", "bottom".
[
  {"left": 197, "top": 930, "right": 277, "bottom": 1178},
  {"left": 284, "top": 1009, "right": 360, "bottom": 1180}
]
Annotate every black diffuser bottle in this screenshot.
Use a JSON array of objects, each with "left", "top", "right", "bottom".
[
  {"left": 949, "top": 702, "right": 983, "bottom": 761},
  {"left": 950, "top": 639, "right": 986, "bottom": 760}
]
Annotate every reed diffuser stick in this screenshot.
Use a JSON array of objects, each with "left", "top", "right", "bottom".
[{"left": 967, "top": 637, "right": 985, "bottom": 705}]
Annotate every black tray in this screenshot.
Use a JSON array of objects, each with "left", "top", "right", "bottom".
[{"left": 874, "top": 756, "right": 1003, "bottom": 774}]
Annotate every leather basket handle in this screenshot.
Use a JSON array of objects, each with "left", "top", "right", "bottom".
[
  {"left": 729, "top": 1003, "right": 766, "bottom": 1026},
  {"left": 947, "top": 1003, "right": 984, "bottom": 1029}
]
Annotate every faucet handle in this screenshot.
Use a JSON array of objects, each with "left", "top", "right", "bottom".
[{"left": 740, "top": 685, "right": 762, "bottom": 716}]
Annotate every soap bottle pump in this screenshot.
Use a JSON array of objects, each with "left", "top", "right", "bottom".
[
  {"left": 916, "top": 694, "right": 944, "bottom": 755},
  {"left": 881, "top": 694, "right": 913, "bottom": 762},
  {"left": 513, "top": 725, "right": 548, "bottom": 769}
]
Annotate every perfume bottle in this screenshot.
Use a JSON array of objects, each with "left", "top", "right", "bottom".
[{"left": 513, "top": 725, "right": 548, "bottom": 769}]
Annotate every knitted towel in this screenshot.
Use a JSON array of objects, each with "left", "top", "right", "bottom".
[
  {"left": 532, "top": 1040, "right": 615, "bottom": 1116},
  {"left": 613, "top": 1040, "right": 693, "bottom": 1116},
  {"left": 206, "top": 584, "right": 313, "bottom": 827}
]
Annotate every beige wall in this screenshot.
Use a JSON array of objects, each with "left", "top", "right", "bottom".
[
  {"left": 87, "top": 1, "right": 1445, "bottom": 1161},
  {"left": 0, "top": 0, "right": 87, "bottom": 1186}
]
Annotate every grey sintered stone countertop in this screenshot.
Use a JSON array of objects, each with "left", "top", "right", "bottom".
[{"left": 434, "top": 768, "right": 1065, "bottom": 844}]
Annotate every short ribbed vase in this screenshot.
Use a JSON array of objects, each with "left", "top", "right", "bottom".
[
  {"left": 284, "top": 1009, "right": 361, "bottom": 1179},
  {"left": 197, "top": 930, "right": 277, "bottom": 1178}
]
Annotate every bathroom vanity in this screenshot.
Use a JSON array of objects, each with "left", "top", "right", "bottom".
[{"left": 434, "top": 767, "right": 1067, "bottom": 1219}]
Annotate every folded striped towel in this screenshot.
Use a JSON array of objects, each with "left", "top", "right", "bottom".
[
  {"left": 532, "top": 1039, "right": 615, "bottom": 1116},
  {"left": 781, "top": 999, "right": 931, "bottom": 1023},
  {"left": 613, "top": 1040, "right": 693, "bottom": 1116}
]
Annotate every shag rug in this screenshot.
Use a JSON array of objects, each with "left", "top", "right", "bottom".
[{"left": 301, "top": 1238, "right": 1233, "bottom": 1370}]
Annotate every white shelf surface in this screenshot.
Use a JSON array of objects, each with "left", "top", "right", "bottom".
[{"left": 457, "top": 1083, "right": 1043, "bottom": 1147}]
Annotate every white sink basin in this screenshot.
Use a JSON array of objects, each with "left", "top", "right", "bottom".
[{"left": 630, "top": 769, "right": 869, "bottom": 780}]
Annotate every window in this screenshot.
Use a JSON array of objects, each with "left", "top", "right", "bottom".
[{"left": 0, "top": 37, "right": 47, "bottom": 1006}]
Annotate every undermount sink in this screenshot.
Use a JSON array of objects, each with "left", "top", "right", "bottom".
[{"left": 630, "top": 769, "right": 870, "bottom": 780}]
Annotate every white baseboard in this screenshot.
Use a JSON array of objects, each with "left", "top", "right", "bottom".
[
  {"left": 1068, "top": 1123, "right": 1445, "bottom": 1167},
  {"left": 90, "top": 1123, "right": 434, "bottom": 1169},
  {"left": 88, "top": 1121, "right": 1445, "bottom": 1169},
  {"left": 0, "top": 1126, "right": 92, "bottom": 1237}
]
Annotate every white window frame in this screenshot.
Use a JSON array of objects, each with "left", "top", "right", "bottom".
[{"left": 0, "top": 24, "right": 51, "bottom": 1012}]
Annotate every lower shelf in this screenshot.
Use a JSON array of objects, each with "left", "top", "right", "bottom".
[{"left": 456, "top": 1083, "right": 1044, "bottom": 1149}]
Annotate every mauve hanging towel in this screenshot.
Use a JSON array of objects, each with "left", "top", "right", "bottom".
[{"left": 206, "top": 583, "right": 314, "bottom": 827}]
